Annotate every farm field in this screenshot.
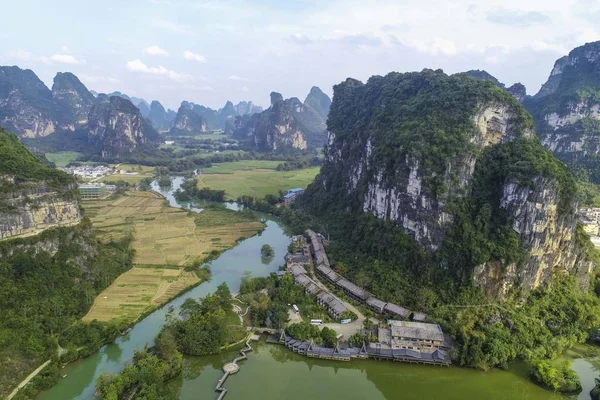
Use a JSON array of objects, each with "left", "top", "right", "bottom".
[
  {"left": 197, "top": 162, "right": 320, "bottom": 199},
  {"left": 96, "top": 164, "right": 155, "bottom": 185},
  {"left": 45, "top": 151, "right": 82, "bottom": 167},
  {"left": 82, "top": 191, "right": 264, "bottom": 323}
]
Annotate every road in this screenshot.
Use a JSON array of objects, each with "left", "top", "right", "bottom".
[
  {"left": 7, "top": 360, "right": 51, "bottom": 400},
  {"left": 306, "top": 267, "right": 378, "bottom": 340}
]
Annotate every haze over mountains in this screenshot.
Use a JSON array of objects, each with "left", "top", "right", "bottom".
[{"left": 3, "top": 40, "right": 600, "bottom": 173}]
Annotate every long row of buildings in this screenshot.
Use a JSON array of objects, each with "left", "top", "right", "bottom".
[
  {"left": 306, "top": 229, "right": 427, "bottom": 322},
  {"left": 276, "top": 327, "right": 450, "bottom": 366}
]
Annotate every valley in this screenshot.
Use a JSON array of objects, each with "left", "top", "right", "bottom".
[
  {"left": 3, "top": 10, "right": 600, "bottom": 400},
  {"left": 80, "top": 186, "right": 264, "bottom": 324}
]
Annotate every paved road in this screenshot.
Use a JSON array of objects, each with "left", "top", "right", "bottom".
[{"left": 306, "top": 267, "right": 378, "bottom": 340}]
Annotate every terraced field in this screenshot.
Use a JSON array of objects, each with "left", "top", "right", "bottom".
[{"left": 82, "top": 192, "right": 264, "bottom": 323}]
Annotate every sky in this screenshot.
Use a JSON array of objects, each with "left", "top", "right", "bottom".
[{"left": 1, "top": 0, "right": 599, "bottom": 110}]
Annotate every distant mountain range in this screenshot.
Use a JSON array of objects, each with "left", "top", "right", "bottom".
[
  {"left": 232, "top": 87, "right": 331, "bottom": 151},
  {"left": 458, "top": 41, "right": 600, "bottom": 184},
  {"left": 0, "top": 66, "right": 269, "bottom": 158}
]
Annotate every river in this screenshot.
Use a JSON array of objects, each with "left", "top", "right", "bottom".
[{"left": 38, "top": 177, "right": 599, "bottom": 400}]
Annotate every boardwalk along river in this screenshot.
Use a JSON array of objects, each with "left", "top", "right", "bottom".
[{"left": 38, "top": 178, "right": 598, "bottom": 400}]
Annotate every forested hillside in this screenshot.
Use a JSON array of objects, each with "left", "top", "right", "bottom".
[
  {"left": 295, "top": 70, "right": 600, "bottom": 370},
  {"left": 0, "top": 129, "right": 134, "bottom": 399}
]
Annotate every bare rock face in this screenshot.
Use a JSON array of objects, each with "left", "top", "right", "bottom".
[
  {"left": 0, "top": 131, "right": 83, "bottom": 240},
  {"left": 0, "top": 66, "right": 56, "bottom": 138},
  {"left": 88, "top": 96, "right": 159, "bottom": 158},
  {"left": 0, "top": 178, "right": 82, "bottom": 240},
  {"left": 233, "top": 89, "right": 331, "bottom": 151},
  {"left": 171, "top": 103, "right": 208, "bottom": 134},
  {"left": 473, "top": 177, "right": 593, "bottom": 297},
  {"left": 525, "top": 41, "right": 600, "bottom": 182}
]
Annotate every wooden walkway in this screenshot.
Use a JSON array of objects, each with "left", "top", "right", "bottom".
[{"left": 215, "top": 339, "right": 254, "bottom": 400}]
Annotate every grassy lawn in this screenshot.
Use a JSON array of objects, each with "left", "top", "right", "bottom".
[
  {"left": 45, "top": 151, "right": 82, "bottom": 167},
  {"left": 82, "top": 192, "right": 264, "bottom": 323},
  {"left": 197, "top": 165, "right": 320, "bottom": 199}
]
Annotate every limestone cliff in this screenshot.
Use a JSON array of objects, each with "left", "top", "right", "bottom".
[
  {"left": 171, "top": 102, "right": 208, "bottom": 134},
  {"left": 0, "top": 129, "right": 83, "bottom": 240},
  {"left": 233, "top": 88, "right": 330, "bottom": 151},
  {"left": 301, "top": 70, "right": 591, "bottom": 297},
  {"left": 473, "top": 176, "right": 592, "bottom": 297},
  {"left": 0, "top": 66, "right": 57, "bottom": 138},
  {"left": 88, "top": 96, "right": 159, "bottom": 158},
  {"left": 147, "top": 100, "right": 175, "bottom": 132},
  {"left": 524, "top": 41, "right": 600, "bottom": 182},
  {"left": 52, "top": 72, "right": 97, "bottom": 129}
]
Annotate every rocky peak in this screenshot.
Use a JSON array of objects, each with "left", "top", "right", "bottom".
[
  {"left": 535, "top": 41, "right": 600, "bottom": 98},
  {"left": 270, "top": 92, "right": 284, "bottom": 106},
  {"left": 88, "top": 96, "right": 159, "bottom": 158},
  {"left": 524, "top": 41, "right": 600, "bottom": 182},
  {"left": 304, "top": 86, "right": 331, "bottom": 121},
  {"left": 219, "top": 100, "right": 236, "bottom": 119},
  {"left": 171, "top": 103, "right": 207, "bottom": 134},
  {"left": 0, "top": 66, "right": 56, "bottom": 138},
  {"left": 147, "top": 100, "right": 174, "bottom": 132},
  {"left": 300, "top": 70, "right": 590, "bottom": 297},
  {"left": 234, "top": 101, "right": 263, "bottom": 115},
  {"left": 51, "top": 72, "right": 97, "bottom": 128},
  {"left": 507, "top": 83, "right": 527, "bottom": 103}
]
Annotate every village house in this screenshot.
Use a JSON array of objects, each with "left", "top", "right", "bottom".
[{"left": 281, "top": 188, "right": 304, "bottom": 205}]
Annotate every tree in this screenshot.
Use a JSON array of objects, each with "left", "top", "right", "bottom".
[
  {"left": 320, "top": 327, "right": 338, "bottom": 347},
  {"left": 261, "top": 244, "right": 274, "bottom": 258},
  {"left": 215, "top": 282, "right": 233, "bottom": 310}
]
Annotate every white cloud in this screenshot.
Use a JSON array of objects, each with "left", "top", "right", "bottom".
[
  {"left": 43, "top": 54, "right": 85, "bottom": 65},
  {"left": 228, "top": 75, "right": 249, "bottom": 81},
  {"left": 125, "top": 59, "right": 193, "bottom": 81},
  {"left": 144, "top": 45, "right": 169, "bottom": 56},
  {"left": 241, "top": 86, "right": 250, "bottom": 92},
  {"left": 61, "top": 45, "right": 70, "bottom": 52},
  {"left": 183, "top": 51, "right": 207, "bottom": 63}
]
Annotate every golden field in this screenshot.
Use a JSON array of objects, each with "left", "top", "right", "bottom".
[{"left": 82, "top": 191, "right": 264, "bottom": 323}]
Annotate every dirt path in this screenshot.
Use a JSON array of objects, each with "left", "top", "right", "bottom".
[{"left": 7, "top": 359, "right": 51, "bottom": 400}]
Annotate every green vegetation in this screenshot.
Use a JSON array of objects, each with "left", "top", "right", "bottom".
[
  {"left": 592, "top": 378, "right": 600, "bottom": 400},
  {"left": 286, "top": 322, "right": 338, "bottom": 347},
  {"left": 261, "top": 244, "right": 274, "bottom": 258},
  {"left": 240, "top": 274, "right": 331, "bottom": 328},
  {"left": 44, "top": 151, "right": 83, "bottom": 167},
  {"left": 168, "top": 283, "right": 244, "bottom": 355},
  {"left": 0, "top": 224, "right": 134, "bottom": 398},
  {"left": 96, "top": 283, "right": 238, "bottom": 399},
  {"left": 529, "top": 360, "right": 581, "bottom": 393},
  {"left": 96, "top": 331, "right": 182, "bottom": 400},
  {"left": 196, "top": 163, "right": 319, "bottom": 200},
  {"left": 0, "top": 129, "right": 75, "bottom": 189},
  {"left": 173, "top": 178, "right": 226, "bottom": 202}
]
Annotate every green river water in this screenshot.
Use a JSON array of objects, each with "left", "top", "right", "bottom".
[{"left": 36, "top": 178, "right": 599, "bottom": 400}]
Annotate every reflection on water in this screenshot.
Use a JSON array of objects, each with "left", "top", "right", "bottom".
[
  {"left": 37, "top": 178, "right": 291, "bottom": 400},
  {"left": 170, "top": 340, "right": 572, "bottom": 400},
  {"left": 36, "top": 176, "right": 600, "bottom": 400}
]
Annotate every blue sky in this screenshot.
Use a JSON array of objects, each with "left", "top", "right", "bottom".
[{"left": 1, "top": 0, "right": 599, "bottom": 110}]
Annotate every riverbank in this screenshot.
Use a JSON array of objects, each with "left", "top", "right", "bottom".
[
  {"left": 36, "top": 181, "right": 292, "bottom": 399},
  {"left": 81, "top": 188, "right": 264, "bottom": 324}
]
